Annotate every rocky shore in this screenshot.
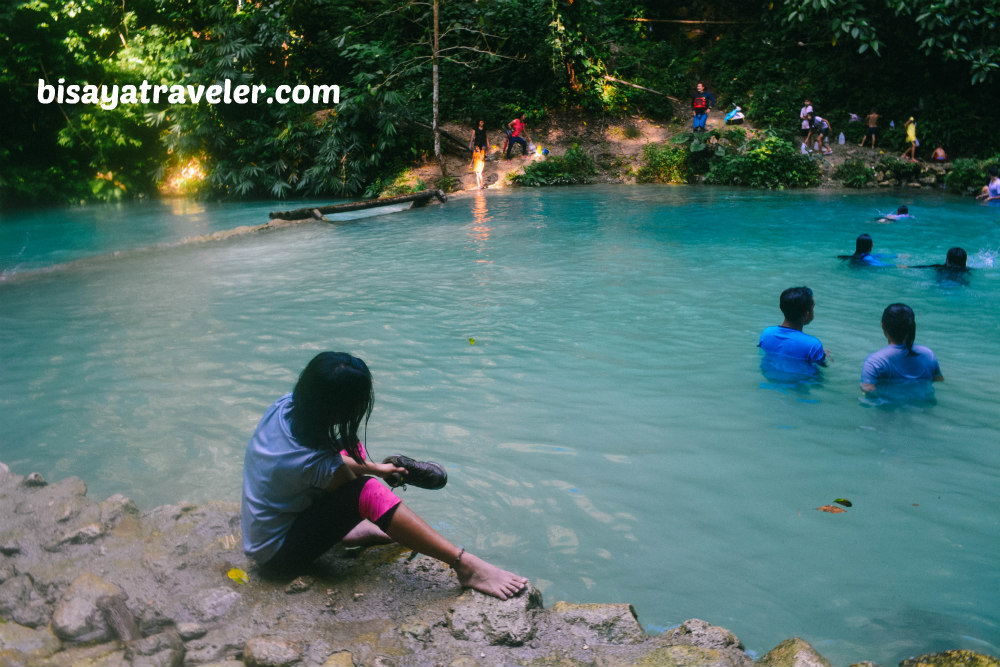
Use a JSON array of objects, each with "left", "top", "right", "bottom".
[{"left": 1, "top": 462, "right": 996, "bottom": 667}]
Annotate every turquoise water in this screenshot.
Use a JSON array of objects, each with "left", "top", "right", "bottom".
[{"left": 1, "top": 187, "right": 998, "bottom": 664}]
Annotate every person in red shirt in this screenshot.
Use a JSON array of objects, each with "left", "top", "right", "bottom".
[{"left": 506, "top": 112, "right": 529, "bottom": 158}]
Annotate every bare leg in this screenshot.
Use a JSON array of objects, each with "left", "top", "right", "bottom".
[
  {"left": 383, "top": 503, "right": 528, "bottom": 600},
  {"left": 342, "top": 520, "right": 393, "bottom": 547}
]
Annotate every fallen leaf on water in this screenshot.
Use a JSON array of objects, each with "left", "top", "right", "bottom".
[
  {"left": 834, "top": 498, "right": 853, "bottom": 507},
  {"left": 227, "top": 568, "right": 249, "bottom": 584},
  {"left": 816, "top": 505, "right": 847, "bottom": 514}
]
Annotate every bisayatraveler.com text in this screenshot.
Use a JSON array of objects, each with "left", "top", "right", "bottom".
[{"left": 37, "top": 78, "right": 340, "bottom": 111}]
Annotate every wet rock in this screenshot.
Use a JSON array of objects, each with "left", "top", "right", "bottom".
[
  {"left": 549, "top": 600, "right": 646, "bottom": 644},
  {"left": 756, "top": 637, "right": 832, "bottom": 667},
  {"left": 448, "top": 585, "right": 543, "bottom": 646},
  {"left": 898, "top": 650, "right": 1000, "bottom": 667},
  {"left": 662, "top": 617, "right": 745, "bottom": 651},
  {"left": 123, "top": 629, "right": 185, "bottom": 667},
  {"left": 0, "top": 620, "right": 62, "bottom": 662},
  {"left": 51, "top": 573, "right": 125, "bottom": 642},
  {"left": 243, "top": 636, "right": 304, "bottom": 667}
]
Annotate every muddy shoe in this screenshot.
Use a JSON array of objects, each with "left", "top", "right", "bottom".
[{"left": 382, "top": 455, "right": 448, "bottom": 490}]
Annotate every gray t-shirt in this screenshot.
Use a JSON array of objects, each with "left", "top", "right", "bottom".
[{"left": 241, "top": 393, "right": 343, "bottom": 564}]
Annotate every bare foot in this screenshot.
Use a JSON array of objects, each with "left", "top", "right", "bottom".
[
  {"left": 454, "top": 552, "right": 528, "bottom": 600},
  {"left": 342, "top": 520, "right": 393, "bottom": 547}
]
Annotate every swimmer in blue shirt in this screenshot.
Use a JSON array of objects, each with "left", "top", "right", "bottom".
[
  {"left": 758, "top": 286, "right": 828, "bottom": 381},
  {"left": 839, "top": 233, "right": 894, "bottom": 266},
  {"left": 861, "top": 303, "right": 943, "bottom": 400}
]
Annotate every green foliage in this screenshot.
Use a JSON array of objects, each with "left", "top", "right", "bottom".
[
  {"left": 773, "top": 0, "right": 1000, "bottom": 85},
  {"left": 637, "top": 143, "right": 691, "bottom": 184},
  {"left": 510, "top": 144, "right": 597, "bottom": 186},
  {"left": 944, "top": 156, "right": 1000, "bottom": 196},
  {"left": 834, "top": 159, "right": 876, "bottom": 188},
  {"left": 876, "top": 157, "right": 923, "bottom": 183},
  {"left": 705, "top": 132, "right": 821, "bottom": 189}
]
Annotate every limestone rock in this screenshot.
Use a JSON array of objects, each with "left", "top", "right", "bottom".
[
  {"left": 549, "top": 600, "right": 646, "bottom": 644},
  {"left": 124, "top": 630, "right": 185, "bottom": 667},
  {"left": 243, "top": 636, "right": 304, "bottom": 667},
  {"left": 0, "top": 620, "right": 62, "bottom": 662},
  {"left": 51, "top": 573, "right": 125, "bottom": 642},
  {"left": 663, "top": 618, "right": 745, "bottom": 650},
  {"left": 448, "top": 584, "right": 543, "bottom": 646},
  {"left": 192, "top": 587, "right": 241, "bottom": 622},
  {"left": 756, "top": 637, "right": 832, "bottom": 667},
  {"left": 898, "top": 650, "right": 1000, "bottom": 667},
  {"left": 634, "top": 643, "right": 750, "bottom": 667},
  {"left": 0, "top": 574, "right": 49, "bottom": 628}
]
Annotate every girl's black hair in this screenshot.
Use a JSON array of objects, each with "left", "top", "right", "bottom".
[
  {"left": 882, "top": 303, "right": 918, "bottom": 356},
  {"left": 289, "top": 352, "right": 374, "bottom": 462},
  {"left": 855, "top": 234, "right": 873, "bottom": 255}
]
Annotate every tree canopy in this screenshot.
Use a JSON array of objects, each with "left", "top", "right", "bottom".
[{"left": 2, "top": 0, "right": 998, "bottom": 206}]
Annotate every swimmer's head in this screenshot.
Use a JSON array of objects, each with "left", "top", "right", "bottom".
[
  {"left": 895, "top": 205, "right": 908, "bottom": 215},
  {"left": 855, "top": 234, "right": 873, "bottom": 255},
  {"left": 945, "top": 247, "right": 967, "bottom": 269},
  {"left": 779, "top": 286, "right": 815, "bottom": 326},
  {"left": 881, "top": 303, "right": 917, "bottom": 353}
]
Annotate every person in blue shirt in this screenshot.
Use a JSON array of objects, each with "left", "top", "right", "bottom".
[
  {"left": 242, "top": 352, "right": 528, "bottom": 599},
  {"left": 758, "top": 286, "right": 828, "bottom": 381},
  {"left": 840, "top": 233, "right": 894, "bottom": 266},
  {"left": 861, "top": 303, "right": 943, "bottom": 400}
]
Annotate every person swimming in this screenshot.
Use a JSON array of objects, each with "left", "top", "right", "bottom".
[
  {"left": 879, "top": 205, "right": 914, "bottom": 221},
  {"left": 911, "top": 247, "right": 970, "bottom": 283},
  {"left": 839, "top": 233, "right": 894, "bottom": 266}
]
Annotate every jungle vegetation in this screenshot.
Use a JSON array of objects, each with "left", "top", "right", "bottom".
[{"left": 2, "top": 0, "right": 999, "bottom": 206}]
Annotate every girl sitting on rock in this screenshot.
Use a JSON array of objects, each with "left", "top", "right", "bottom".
[{"left": 241, "top": 351, "right": 528, "bottom": 600}]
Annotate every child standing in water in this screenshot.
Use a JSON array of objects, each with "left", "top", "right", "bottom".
[{"left": 241, "top": 352, "right": 528, "bottom": 600}]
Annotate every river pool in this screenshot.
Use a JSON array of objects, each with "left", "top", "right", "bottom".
[{"left": 1, "top": 186, "right": 998, "bottom": 664}]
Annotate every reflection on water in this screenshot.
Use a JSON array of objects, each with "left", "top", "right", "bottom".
[{"left": 1, "top": 186, "right": 998, "bottom": 666}]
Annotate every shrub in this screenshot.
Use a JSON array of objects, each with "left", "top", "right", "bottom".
[
  {"left": 945, "top": 157, "right": 1000, "bottom": 196},
  {"left": 637, "top": 143, "right": 691, "bottom": 184},
  {"left": 876, "top": 157, "right": 922, "bottom": 183},
  {"left": 834, "top": 159, "right": 875, "bottom": 188},
  {"left": 705, "top": 133, "right": 821, "bottom": 189},
  {"left": 510, "top": 144, "right": 597, "bottom": 186}
]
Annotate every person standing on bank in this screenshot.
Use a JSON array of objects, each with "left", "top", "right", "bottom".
[
  {"left": 242, "top": 351, "right": 528, "bottom": 600},
  {"left": 505, "top": 112, "right": 529, "bottom": 159},
  {"left": 692, "top": 82, "right": 716, "bottom": 133}
]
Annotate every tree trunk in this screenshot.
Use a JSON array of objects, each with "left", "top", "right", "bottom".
[{"left": 432, "top": 0, "right": 447, "bottom": 177}]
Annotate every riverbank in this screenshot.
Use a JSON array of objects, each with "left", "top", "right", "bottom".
[
  {"left": 1, "top": 462, "right": 996, "bottom": 667},
  {"left": 397, "top": 111, "right": 951, "bottom": 194}
]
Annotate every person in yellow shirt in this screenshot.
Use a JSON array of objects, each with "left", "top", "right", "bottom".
[{"left": 901, "top": 116, "right": 918, "bottom": 162}]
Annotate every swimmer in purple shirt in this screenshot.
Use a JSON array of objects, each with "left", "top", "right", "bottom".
[{"left": 861, "top": 303, "right": 943, "bottom": 399}]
